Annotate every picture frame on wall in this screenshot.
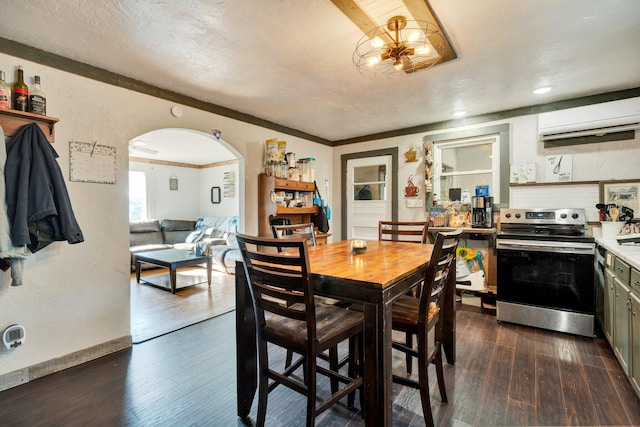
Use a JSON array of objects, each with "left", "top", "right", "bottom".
[
  {"left": 600, "top": 179, "right": 640, "bottom": 218},
  {"left": 169, "top": 177, "right": 179, "bottom": 191},
  {"left": 211, "top": 186, "right": 221, "bottom": 204}
]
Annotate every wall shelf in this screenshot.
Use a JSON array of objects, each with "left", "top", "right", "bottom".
[
  {"left": 0, "top": 108, "right": 59, "bottom": 143},
  {"left": 509, "top": 180, "right": 600, "bottom": 187}
]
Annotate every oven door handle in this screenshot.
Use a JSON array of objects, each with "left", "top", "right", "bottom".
[{"left": 496, "top": 239, "right": 595, "bottom": 254}]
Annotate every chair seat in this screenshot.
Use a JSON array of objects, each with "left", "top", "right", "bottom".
[
  {"left": 391, "top": 295, "right": 439, "bottom": 331},
  {"left": 265, "top": 302, "right": 364, "bottom": 353}
]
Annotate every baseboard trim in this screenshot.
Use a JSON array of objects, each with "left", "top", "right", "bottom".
[{"left": 0, "top": 335, "right": 132, "bottom": 392}]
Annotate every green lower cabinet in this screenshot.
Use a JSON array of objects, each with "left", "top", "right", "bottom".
[{"left": 630, "top": 290, "right": 640, "bottom": 396}]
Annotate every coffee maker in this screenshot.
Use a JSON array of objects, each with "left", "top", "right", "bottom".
[{"left": 472, "top": 196, "right": 493, "bottom": 228}]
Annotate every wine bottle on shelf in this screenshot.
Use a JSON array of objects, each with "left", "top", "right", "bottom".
[
  {"left": 28, "top": 75, "right": 46, "bottom": 115},
  {"left": 0, "top": 71, "right": 11, "bottom": 109},
  {"left": 12, "top": 65, "right": 28, "bottom": 111}
]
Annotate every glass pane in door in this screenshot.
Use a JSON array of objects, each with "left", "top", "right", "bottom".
[{"left": 353, "top": 165, "right": 386, "bottom": 201}]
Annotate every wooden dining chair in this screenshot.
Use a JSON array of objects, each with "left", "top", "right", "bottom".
[
  {"left": 271, "top": 222, "right": 347, "bottom": 393},
  {"left": 379, "top": 220, "right": 429, "bottom": 372},
  {"left": 378, "top": 221, "right": 428, "bottom": 244},
  {"left": 236, "top": 234, "right": 364, "bottom": 427},
  {"left": 391, "top": 229, "right": 462, "bottom": 427}
]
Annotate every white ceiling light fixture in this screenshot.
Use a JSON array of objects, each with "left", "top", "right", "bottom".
[
  {"left": 452, "top": 111, "right": 467, "bottom": 118},
  {"left": 533, "top": 86, "right": 552, "bottom": 95},
  {"left": 129, "top": 140, "right": 158, "bottom": 155},
  {"left": 353, "top": 15, "right": 446, "bottom": 77}
]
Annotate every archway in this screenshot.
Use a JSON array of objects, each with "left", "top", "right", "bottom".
[{"left": 128, "top": 128, "right": 244, "bottom": 343}]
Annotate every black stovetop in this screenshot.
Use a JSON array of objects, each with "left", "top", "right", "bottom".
[{"left": 497, "top": 228, "right": 595, "bottom": 244}]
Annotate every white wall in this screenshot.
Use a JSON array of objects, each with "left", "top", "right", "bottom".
[
  {"left": 332, "top": 104, "right": 640, "bottom": 238},
  {"left": 129, "top": 161, "right": 201, "bottom": 220},
  {"left": 0, "top": 52, "right": 332, "bottom": 379},
  {"left": 199, "top": 163, "right": 240, "bottom": 217},
  {"left": 129, "top": 161, "right": 241, "bottom": 221}
]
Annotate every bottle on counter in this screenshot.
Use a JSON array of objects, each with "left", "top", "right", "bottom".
[
  {"left": 28, "top": 75, "right": 46, "bottom": 115},
  {"left": 461, "top": 188, "right": 471, "bottom": 204},
  {"left": 0, "top": 71, "right": 11, "bottom": 109},
  {"left": 12, "top": 65, "right": 28, "bottom": 111}
]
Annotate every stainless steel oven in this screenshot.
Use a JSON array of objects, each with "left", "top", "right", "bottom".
[{"left": 496, "top": 208, "right": 595, "bottom": 337}]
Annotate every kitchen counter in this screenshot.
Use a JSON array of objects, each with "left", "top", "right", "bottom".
[{"left": 596, "top": 238, "right": 640, "bottom": 270}]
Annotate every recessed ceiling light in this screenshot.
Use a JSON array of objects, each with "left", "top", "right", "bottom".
[
  {"left": 452, "top": 111, "right": 467, "bottom": 118},
  {"left": 533, "top": 86, "right": 552, "bottom": 95}
]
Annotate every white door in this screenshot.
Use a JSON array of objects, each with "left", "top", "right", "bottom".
[{"left": 347, "top": 156, "right": 392, "bottom": 239}]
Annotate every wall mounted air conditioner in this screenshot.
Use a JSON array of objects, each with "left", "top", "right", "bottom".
[{"left": 537, "top": 97, "right": 640, "bottom": 144}]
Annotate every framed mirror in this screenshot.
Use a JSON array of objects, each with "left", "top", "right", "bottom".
[{"left": 211, "top": 186, "right": 221, "bottom": 204}]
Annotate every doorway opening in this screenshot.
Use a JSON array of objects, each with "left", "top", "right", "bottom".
[{"left": 128, "top": 127, "right": 244, "bottom": 343}]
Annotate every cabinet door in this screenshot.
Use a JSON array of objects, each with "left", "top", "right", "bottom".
[
  {"left": 604, "top": 269, "right": 616, "bottom": 344},
  {"left": 631, "top": 290, "right": 640, "bottom": 397},
  {"left": 614, "top": 277, "right": 631, "bottom": 375}
]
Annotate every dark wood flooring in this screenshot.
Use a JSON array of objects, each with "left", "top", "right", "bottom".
[{"left": 1, "top": 304, "right": 639, "bottom": 426}]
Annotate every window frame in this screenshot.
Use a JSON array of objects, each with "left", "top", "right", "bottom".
[
  {"left": 424, "top": 123, "right": 510, "bottom": 209},
  {"left": 433, "top": 134, "right": 501, "bottom": 203}
]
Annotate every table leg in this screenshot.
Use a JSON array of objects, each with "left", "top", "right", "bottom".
[
  {"left": 235, "top": 264, "right": 257, "bottom": 419},
  {"left": 363, "top": 302, "right": 393, "bottom": 426},
  {"left": 206, "top": 258, "right": 212, "bottom": 286},
  {"left": 135, "top": 260, "right": 141, "bottom": 283},
  {"left": 170, "top": 267, "right": 177, "bottom": 294}
]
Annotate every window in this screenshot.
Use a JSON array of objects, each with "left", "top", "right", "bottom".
[
  {"left": 424, "top": 123, "right": 510, "bottom": 207},
  {"left": 129, "top": 170, "right": 148, "bottom": 222},
  {"left": 433, "top": 135, "right": 501, "bottom": 203},
  {"left": 353, "top": 164, "right": 387, "bottom": 201}
]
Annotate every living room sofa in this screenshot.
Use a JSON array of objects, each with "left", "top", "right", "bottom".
[
  {"left": 188, "top": 216, "right": 241, "bottom": 275},
  {"left": 129, "top": 219, "right": 197, "bottom": 271},
  {"left": 129, "top": 216, "right": 240, "bottom": 274}
]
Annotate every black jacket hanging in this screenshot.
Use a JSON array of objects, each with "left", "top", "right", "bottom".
[{"left": 5, "top": 123, "right": 84, "bottom": 253}]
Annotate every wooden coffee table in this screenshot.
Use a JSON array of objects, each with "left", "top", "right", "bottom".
[{"left": 135, "top": 249, "right": 212, "bottom": 294}]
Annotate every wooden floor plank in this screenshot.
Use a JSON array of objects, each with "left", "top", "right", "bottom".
[
  {"left": 559, "top": 352, "right": 600, "bottom": 425},
  {"left": 473, "top": 344, "right": 514, "bottom": 426},
  {"left": 509, "top": 325, "right": 537, "bottom": 404},
  {"left": 584, "top": 365, "right": 632, "bottom": 426},
  {"left": 536, "top": 353, "right": 570, "bottom": 425},
  {"left": 505, "top": 398, "right": 537, "bottom": 426},
  {"left": 130, "top": 268, "right": 236, "bottom": 343},
  {"left": 610, "top": 366, "right": 640, "bottom": 423},
  {"left": 2, "top": 304, "right": 640, "bottom": 426}
]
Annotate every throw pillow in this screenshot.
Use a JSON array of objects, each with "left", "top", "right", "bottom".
[{"left": 185, "top": 230, "right": 204, "bottom": 244}]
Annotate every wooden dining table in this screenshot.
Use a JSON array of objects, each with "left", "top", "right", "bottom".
[{"left": 234, "top": 239, "right": 456, "bottom": 426}]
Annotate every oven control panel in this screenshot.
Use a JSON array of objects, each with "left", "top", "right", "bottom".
[{"left": 500, "top": 208, "right": 586, "bottom": 225}]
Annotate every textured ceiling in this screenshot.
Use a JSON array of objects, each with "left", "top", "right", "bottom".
[{"left": 0, "top": 0, "right": 639, "bottom": 162}]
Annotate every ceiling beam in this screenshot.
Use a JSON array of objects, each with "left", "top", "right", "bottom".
[
  {"left": 330, "top": 0, "right": 394, "bottom": 44},
  {"left": 402, "top": 0, "right": 457, "bottom": 63}
]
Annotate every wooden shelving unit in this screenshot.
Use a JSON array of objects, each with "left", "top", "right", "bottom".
[
  {"left": 0, "top": 108, "right": 59, "bottom": 143},
  {"left": 258, "top": 173, "right": 318, "bottom": 238}
]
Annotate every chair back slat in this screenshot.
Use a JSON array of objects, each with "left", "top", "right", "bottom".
[
  {"left": 418, "top": 229, "right": 462, "bottom": 332},
  {"left": 379, "top": 221, "right": 428, "bottom": 244},
  {"left": 237, "top": 233, "right": 317, "bottom": 335}
]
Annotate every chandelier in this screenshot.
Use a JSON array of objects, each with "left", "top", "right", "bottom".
[{"left": 353, "top": 15, "right": 446, "bottom": 77}]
